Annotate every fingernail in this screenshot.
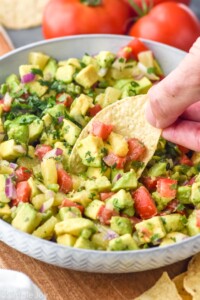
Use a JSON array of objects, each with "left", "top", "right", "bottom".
[{"left": 145, "top": 102, "right": 157, "bottom": 127}]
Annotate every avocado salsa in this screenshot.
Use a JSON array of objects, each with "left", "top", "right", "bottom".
[{"left": 0, "top": 39, "right": 200, "bottom": 251}]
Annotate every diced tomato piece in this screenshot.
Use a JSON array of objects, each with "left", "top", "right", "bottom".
[
  {"left": 88, "top": 104, "right": 102, "bottom": 117},
  {"left": 141, "top": 176, "right": 159, "bottom": 192},
  {"left": 127, "top": 138, "right": 146, "bottom": 161},
  {"left": 56, "top": 93, "right": 73, "bottom": 107},
  {"left": 187, "top": 177, "right": 196, "bottom": 186},
  {"left": 15, "top": 166, "right": 32, "bottom": 182},
  {"left": 91, "top": 121, "right": 113, "bottom": 140},
  {"left": 100, "top": 192, "right": 115, "bottom": 201},
  {"left": 103, "top": 153, "right": 126, "bottom": 169},
  {"left": 13, "top": 181, "right": 31, "bottom": 205},
  {"left": 0, "top": 99, "right": 10, "bottom": 112},
  {"left": 61, "top": 198, "right": 84, "bottom": 214},
  {"left": 196, "top": 210, "right": 200, "bottom": 228},
  {"left": 132, "top": 186, "right": 157, "bottom": 219},
  {"left": 159, "top": 199, "right": 185, "bottom": 216},
  {"left": 97, "top": 206, "right": 118, "bottom": 225},
  {"left": 177, "top": 145, "right": 190, "bottom": 154},
  {"left": 35, "top": 144, "right": 53, "bottom": 160},
  {"left": 117, "top": 38, "right": 149, "bottom": 60},
  {"left": 179, "top": 154, "right": 193, "bottom": 166},
  {"left": 57, "top": 169, "right": 73, "bottom": 193},
  {"left": 156, "top": 178, "right": 177, "bottom": 199}
]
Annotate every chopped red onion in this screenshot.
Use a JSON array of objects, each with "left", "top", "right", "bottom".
[
  {"left": 9, "top": 163, "right": 18, "bottom": 170},
  {"left": 112, "top": 173, "right": 122, "bottom": 184},
  {"left": 40, "top": 197, "right": 54, "bottom": 213},
  {"left": 37, "top": 184, "right": 47, "bottom": 193},
  {"left": 58, "top": 116, "right": 64, "bottom": 123},
  {"left": 43, "top": 148, "right": 63, "bottom": 160},
  {"left": 103, "top": 230, "right": 119, "bottom": 241},
  {"left": 5, "top": 178, "right": 17, "bottom": 199},
  {"left": 21, "top": 73, "right": 35, "bottom": 84},
  {"left": 98, "top": 68, "right": 108, "bottom": 77}
]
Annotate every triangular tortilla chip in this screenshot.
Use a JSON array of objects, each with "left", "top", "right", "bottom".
[
  {"left": 184, "top": 253, "right": 200, "bottom": 300},
  {"left": 173, "top": 272, "right": 192, "bottom": 300},
  {"left": 69, "top": 95, "right": 161, "bottom": 176}
]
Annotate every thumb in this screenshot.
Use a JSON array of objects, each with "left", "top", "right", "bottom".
[{"left": 146, "top": 37, "right": 200, "bottom": 129}]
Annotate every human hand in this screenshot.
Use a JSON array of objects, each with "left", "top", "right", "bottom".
[{"left": 146, "top": 37, "right": 200, "bottom": 151}]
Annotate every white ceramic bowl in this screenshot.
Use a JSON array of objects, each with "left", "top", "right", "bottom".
[{"left": 1, "top": 34, "right": 197, "bottom": 274}]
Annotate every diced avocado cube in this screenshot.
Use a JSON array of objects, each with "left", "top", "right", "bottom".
[
  {"left": 152, "top": 191, "right": 172, "bottom": 211},
  {"left": 0, "top": 174, "right": 9, "bottom": 203},
  {"left": 95, "top": 87, "right": 121, "bottom": 109},
  {"left": 110, "top": 216, "right": 132, "bottom": 235},
  {"left": 191, "top": 152, "right": 200, "bottom": 165},
  {"left": 28, "top": 81, "right": 48, "bottom": 97},
  {"left": 27, "top": 177, "right": 40, "bottom": 199},
  {"left": 6, "top": 121, "right": 29, "bottom": 145},
  {"left": 54, "top": 141, "right": 71, "bottom": 170},
  {"left": 42, "top": 114, "right": 52, "bottom": 128},
  {"left": 177, "top": 186, "right": 192, "bottom": 204},
  {"left": 70, "top": 94, "right": 93, "bottom": 120},
  {"left": 32, "top": 216, "right": 58, "bottom": 239},
  {"left": 19, "top": 64, "right": 39, "bottom": 78},
  {"left": 0, "top": 204, "right": 11, "bottom": 220},
  {"left": 28, "top": 52, "right": 50, "bottom": 69},
  {"left": 55, "top": 65, "right": 76, "bottom": 83},
  {"left": 28, "top": 119, "right": 44, "bottom": 143},
  {"left": 43, "top": 58, "right": 57, "bottom": 80},
  {"left": 6, "top": 74, "right": 20, "bottom": 93},
  {"left": 191, "top": 182, "right": 200, "bottom": 205},
  {"left": 108, "top": 233, "right": 139, "bottom": 251},
  {"left": 12, "top": 203, "right": 42, "bottom": 233},
  {"left": 95, "top": 51, "right": 115, "bottom": 68},
  {"left": 55, "top": 218, "right": 97, "bottom": 236},
  {"left": 17, "top": 156, "right": 40, "bottom": 170},
  {"left": 112, "top": 170, "right": 137, "bottom": 192},
  {"left": 138, "top": 50, "right": 154, "bottom": 68},
  {"left": 147, "top": 162, "right": 167, "bottom": 177},
  {"left": 106, "top": 189, "right": 134, "bottom": 216},
  {"left": 91, "top": 232, "right": 110, "bottom": 250},
  {"left": 82, "top": 54, "right": 98, "bottom": 68},
  {"left": 159, "top": 232, "right": 189, "bottom": 247},
  {"left": 74, "top": 236, "right": 95, "bottom": 249},
  {"left": 61, "top": 119, "right": 81, "bottom": 146},
  {"left": 31, "top": 194, "right": 46, "bottom": 210},
  {"left": 86, "top": 166, "right": 111, "bottom": 179},
  {"left": 59, "top": 207, "right": 82, "bottom": 220},
  {"left": 108, "top": 132, "right": 128, "bottom": 157},
  {"left": 0, "top": 139, "right": 25, "bottom": 161},
  {"left": 77, "top": 135, "right": 104, "bottom": 167},
  {"left": 66, "top": 190, "right": 92, "bottom": 207},
  {"left": 60, "top": 58, "right": 81, "bottom": 69},
  {"left": 41, "top": 158, "right": 58, "bottom": 186},
  {"left": 75, "top": 65, "right": 99, "bottom": 88},
  {"left": 187, "top": 210, "right": 200, "bottom": 236},
  {"left": 84, "top": 199, "right": 104, "bottom": 220},
  {"left": 135, "top": 216, "right": 166, "bottom": 244},
  {"left": 160, "top": 213, "right": 186, "bottom": 233},
  {"left": 85, "top": 176, "right": 111, "bottom": 193},
  {"left": 57, "top": 233, "right": 77, "bottom": 246}
]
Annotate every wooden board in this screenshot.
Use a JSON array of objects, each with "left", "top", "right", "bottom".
[{"left": 0, "top": 241, "right": 190, "bottom": 300}]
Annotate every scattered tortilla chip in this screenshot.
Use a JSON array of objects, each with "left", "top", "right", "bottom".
[
  {"left": 135, "top": 272, "right": 182, "bottom": 300},
  {"left": 0, "top": 25, "right": 14, "bottom": 56},
  {"left": 0, "top": 0, "right": 49, "bottom": 29},
  {"left": 69, "top": 95, "right": 161, "bottom": 175},
  {"left": 173, "top": 272, "right": 192, "bottom": 300},
  {"left": 184, "top": 253, "right": 200, "bottom": 300}
]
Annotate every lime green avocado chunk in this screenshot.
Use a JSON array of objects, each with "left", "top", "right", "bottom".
[
  {"left": 110, "top": 216, "right": 133, "bottom": 235},
  {"left": 32, "top": 216, "right": 58, "bottom": 240},
  {"left": 106, "top": 189, "right": 134, "bottom": 216},
  {"left": 55, "top": 218, "right": 97, "bottom": 236},
  {"left": 187, "top": 210, "right": 200, "bottom": 236},
  {"left": 108, "top": 234, "right": 139, "bottom": 251},
  {"left": 111, "top": 170, "right": 137, "bottom": 192},
  {"left": 160, "top": 213, "right": 186, "bottom": 233},
  {"left": 12, "top": 203, "right": 42, "bottom": 234}
]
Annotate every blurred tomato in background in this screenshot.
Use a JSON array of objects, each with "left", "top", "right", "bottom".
[
  {"left": 43, "top": 0, "right": 132, "bottom": 38},
  {"left": 129, "top": 2, "right": 200, "bottom": 52}
]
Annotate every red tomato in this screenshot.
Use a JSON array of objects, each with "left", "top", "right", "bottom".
[
  {"left": 97, "top": 206, "right": 118, "bottom": 225},
  {"left": 15, "top": 167, "right": 32, "bottom": 183},
  {"left": 61, "top": 198, "right": 84, "bottom": 213},
  {"left": 117, "top": 38, "right": 149, "bottom": 60},
  {"left": 179, "top": 154, "right": 193, "bottom": 166},
  {"left": 126, "top": 0, "right": 190, "bottom": 10},
  {"left": 157, "top": 178, "right": 177, "bottom": 199},
  {"left": 159, "top": 199, "right": 185, "bottom": 215},
  {"left": 177, "top": 145, "right": 190, "bottom": 154},
  {"left": 56, "top": 93, "right": 73, "bottom": 107},
  {"left": 42, "top": 0, "right": 132, "bottom": 38},
  {"left": 100, "top": 192, "right": 115, "bottom": 201},
  {"left": 0, "top": 99, "right": 11, "bottom": 112},
  {"left": 141, "top": 176, "right": 159, "bottom": 192},
  {"left": 14, "top": 181, "right": 31, "bottom": 205},
  {"left": 35, "top": 144, "right": 53, "bottom": 160},
  {"left": 196, "top": 210, "right": 200, "bottom": 228},
  {"left": 57, "top": 169, "right": 73, "bottom": 193},
  {"left": 91, "top": 121, "right": 113, "bottom": 140},
  {"left": 129, "top": 2, "right": 200, "bottom": 52},
  {"left": 132, "top": 186, "right": 157, "bottom": 219},
  {"left": 127, "top": 138, "right": 146, "bottom": 161},
  {"left": 103, "top": 153, "right": 126, "bottom": 169},
  {"left": 88, "top": 104, "right": 102, "bottom": 117}
]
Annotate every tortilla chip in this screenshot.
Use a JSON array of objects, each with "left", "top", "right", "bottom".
[
  {"left": 0, "top": 0, "right": 49, "bottom": 29},
  {"left": 0, "top": 25, "right": 14, "bottom": 56},
  {"left": 184, "top": 253, "right": 200, "bottom": 300},
  {"left": 135, "top": 272, "right": 181, "bottom": 300},
  {"left": 69, "top": 95, "right": 161, "bottom": 175},
  {"left": 173, "top": 272, "right": 192, "bottom": 300}
]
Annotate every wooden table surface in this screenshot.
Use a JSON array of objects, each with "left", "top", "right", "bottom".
[{"left": 0, "top": 241, "right": 191, "bottom": 300}]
